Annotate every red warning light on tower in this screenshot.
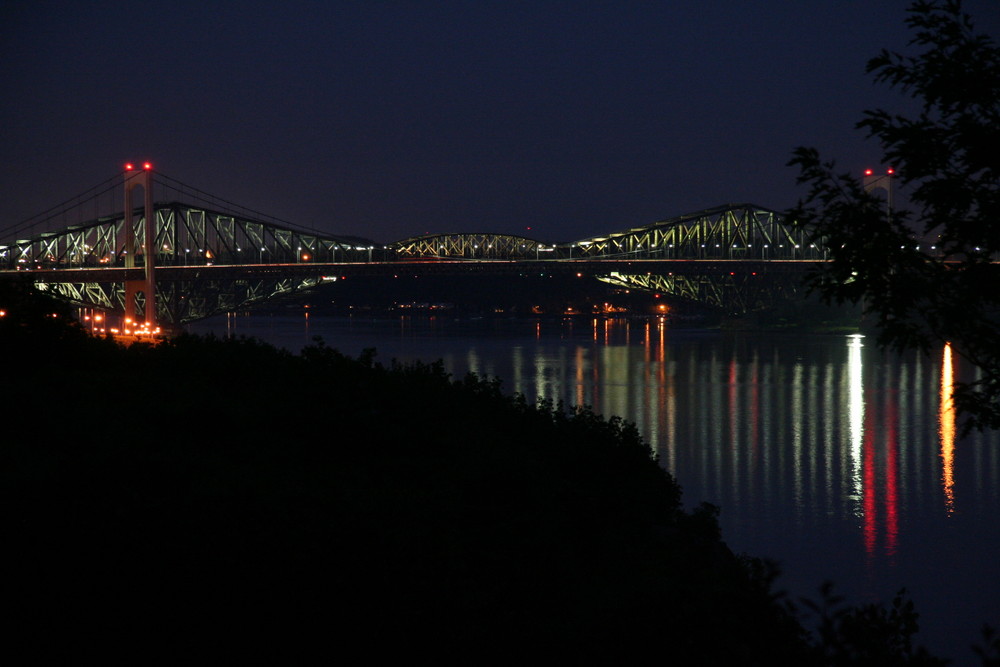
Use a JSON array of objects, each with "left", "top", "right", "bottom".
[
  {"left": 864, "top": 168, "right": 874, "bottom": 176},
  {"left": 886, "top": 167, "right": 895, "bottom": 175},
  {"left": 125, "top": 163, "right": 134, "bottom": 171},
  {"left": 143, "top": 162, "right": 152, "bottom": 170}
]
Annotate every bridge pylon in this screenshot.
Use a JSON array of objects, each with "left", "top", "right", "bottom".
[{"left": 123, "top": 163, "right": 156, "bottom": 329}]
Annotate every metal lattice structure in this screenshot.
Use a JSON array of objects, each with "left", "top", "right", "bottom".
[
  {"left": 391, "top": 233, "right": 553, "bottom": 259},
  {"left": 1, "top": 192, "right": 826, "bottom": 322},
  {"left": 0, "top": 202, "right": 377, "bottom": 270},
  {"left": 36, "top": 274, "right": 331, "bottom": 324},
  {"left": 0, "top": 201, "right": 374, "bottom": 324},
  {"left": 564, "top": 204, "right": 823, "bottom": 260},
  {"left": 386, "top": 206, "right": 822, "bottom": 262},
  {"left": 599, "top": 269, "right": 811, "bottom": 314}
]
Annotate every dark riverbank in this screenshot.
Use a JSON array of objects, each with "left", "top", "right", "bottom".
[{"left": 0, "top": 281, "right": 970, "bottom": 662}]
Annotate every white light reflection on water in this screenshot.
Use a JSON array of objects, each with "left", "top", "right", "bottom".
[{"left": 848, "top": 334, "right": 865, "bottom": 522}]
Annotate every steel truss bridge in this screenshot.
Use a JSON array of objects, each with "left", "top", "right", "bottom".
[{"left": 1, "top": 177, "right": 825, "bottom": 325}]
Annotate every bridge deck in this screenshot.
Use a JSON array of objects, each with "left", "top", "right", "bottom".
[{"left": 1, "top": 258, "right": 824, "bottom": 283}]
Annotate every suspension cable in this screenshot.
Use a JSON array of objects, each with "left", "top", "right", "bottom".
[
  {"left": 0, "top": 173, "right": 123, "bottom": 240},
  {"left": 1, "top": 170, "right": 327, "bottom": 245},
  {"left": 155, "top": 173, "right": 318, "bottom": 235}
]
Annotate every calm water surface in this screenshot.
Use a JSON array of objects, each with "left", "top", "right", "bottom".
[{"left": 191, "top": 313, "right": 1000, "bottom": 663}]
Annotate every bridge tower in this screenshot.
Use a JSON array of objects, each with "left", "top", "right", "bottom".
[
  {"left": 863, "top": 167, "right": 894, "bottom": 221},
  {"left": 123, "top": 162, "right": 156, "bottom": 328}
]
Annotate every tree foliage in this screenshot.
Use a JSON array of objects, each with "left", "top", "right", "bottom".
[
  {"left": 789, "top": 0, "right": 1000, "bottom": 429},
  {"left": 802, "top": 583, "right": 948, "bottom": 666}
]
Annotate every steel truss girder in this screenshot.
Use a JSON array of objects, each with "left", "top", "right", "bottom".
[
  {"left": 392, "top": 233, "right": 547, "bottom": 259},
  {"left": 599, "top": 270, "right": 809, "bottom": 314},
  {"left": 0, "top": 203, "right": 376, "bottom": 270},
  {"left": 36, "top": 275, "right": 328, "bottom": 325},
  {"left": 567, "top": 204, "right": 822, "bottom": 261}
]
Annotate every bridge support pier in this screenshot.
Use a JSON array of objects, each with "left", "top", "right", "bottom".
[{"left": 123, "top": 165, "right": 156, "bottom": 328}]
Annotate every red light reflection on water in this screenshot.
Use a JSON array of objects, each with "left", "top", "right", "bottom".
[
  {"left": 863, "top": 411, "right": 877, "bottom": 559},
  {"left": 884, "top": 395, "right": 899, "bottom": 561},
  {"left": 854, "top": 335, "right": 901, "bottom": 563}
]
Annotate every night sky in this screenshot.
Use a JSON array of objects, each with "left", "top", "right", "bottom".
[{"left": 2, "top": 1, "right": 997, "bottom": 244}]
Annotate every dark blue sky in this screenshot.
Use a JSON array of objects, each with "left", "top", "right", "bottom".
[{"left": 2, "top": 1, "right": 997, "bottom": 243}]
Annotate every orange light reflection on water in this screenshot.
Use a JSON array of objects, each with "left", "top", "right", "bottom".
[{"left": 940, "top": 342, "right": 956, "bottom": 515}]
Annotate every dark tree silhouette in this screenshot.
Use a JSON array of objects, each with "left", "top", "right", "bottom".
[{"left": 789, "top": 0, "right": 1000, "bottom": 430}]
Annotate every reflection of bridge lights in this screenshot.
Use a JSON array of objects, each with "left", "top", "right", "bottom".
[
  {"left": 848, "top": 334, "right": 865, "bottom": 515},
  {"left": 940, "top": 342, "right": 956, "bottom": 515}
]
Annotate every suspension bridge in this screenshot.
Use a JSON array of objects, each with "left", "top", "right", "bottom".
[{"left": 0, "top": 165, "right": 827, "bottom": 329}]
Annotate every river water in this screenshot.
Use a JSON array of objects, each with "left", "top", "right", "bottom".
[{"left": 190, "top": 312, "right": 999, "bottom": 663}]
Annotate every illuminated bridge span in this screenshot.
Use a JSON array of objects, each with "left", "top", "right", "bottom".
[{"left": 0, "top": 169, "right": 825, "bottom": 325}]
